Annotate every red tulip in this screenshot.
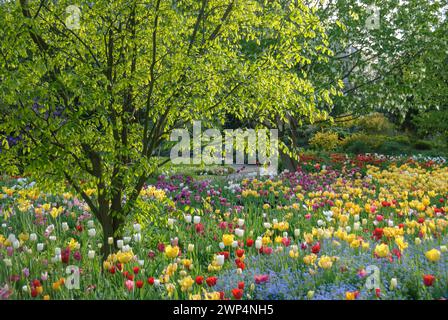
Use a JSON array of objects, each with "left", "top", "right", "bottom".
[
  {"left": 133, "top": 266, "right": 140, "bottom": 274},
  {"left": 311, "top": 242, "right": 320, "bottom": 254},
  {"left": 238, "top": 281, "right": 245, "bottom": 290},
  {"left": 206, "top": 276, "right": 217, "bottom": 287},
  {"left": 147, "top": 277, "right": 155, "bottom": 285},
  {"left": 195, "top": 276, "right": 204, "bottom": 285},
  {"left": 32, "top": 279, "right": 41, "bottom": 288},
  {"left": 423, "top": 274, "right": 435, "bottom": 287},
  {"left": 231, "top": 288, "right": 243, "bottom": 300},
  {"left": 236, "top": 249, "right": 245, "bottom": 258},
  {"left": 246, "top": 239, "right": 254, "bottom": 247},
  {"left": 31, "top": 287, "right": 39, "bottom": 298}
]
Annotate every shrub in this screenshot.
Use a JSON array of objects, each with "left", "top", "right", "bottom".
[
  {"left": 412, "top": 140, "right": 433, "bottom": 150},
  {"left": 356, "top": 113, "right": 395, "bottom": 134},
  {"left": 309, "top": 131, "right": 340, "bottom": 151}
]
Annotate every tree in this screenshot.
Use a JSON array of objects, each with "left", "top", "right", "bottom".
[
  {"left": 276, "top": 0, "right": 448, "bottom": 168},
  {"left": 0, "top": 0, "right": 336, "bottom": 258}
]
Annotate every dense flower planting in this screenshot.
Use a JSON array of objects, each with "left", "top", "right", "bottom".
[{"left": 0, "top": 154, "right": 447, "bottom": 300}]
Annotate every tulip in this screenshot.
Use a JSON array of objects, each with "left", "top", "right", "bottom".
[
  {"left": 125, "top": 280, "right": 134, "bottom": 291},
  {"left": 30, "top": 233, "right": 37, "bottom": 242},
  {"left": 255, "top": 239, "right": 262, "bottom": 250},
  {"left": 187, "top": 244, "right": 195, "bottom": 252},
  {"left": 88, "top": 228, "right": 96, "bottom": 237},
  {"left": 49, "top": 236, "right": 57, "bottom": 241},
  {"left": 54, "top": 247, "right": 61, "bottom": 255},
  {"left": 123, "top": 237, "right": 131, "bottom": 244},
  {"left": 87, "top": 220, "right": 95, "bottom": 228},
  {"left": 390, "top": 278, "right": 398, "bottom": 290},
  {"left": 62, "top": 222, "right": 69, "bottom": 231},
  {"left": 108, "top": 237, "right": 113, "bottom": 245},
  {"left": 294, "top": 229, "right": 300, "bottom": 237},
  {"left": 167, "top": 218, "right": 175, "bottom": 227},
  {"left": 133, "top": 233, "right": 142, "bottom": 243},
  {"left": 37, "top": 243, "right": 44, "bottom": 251},
  {"left": 184, "top": 215, "right": 192, "bottom": 223},
  {"left": 307, "top": 290, "right": 315, "bottom": 299},
  {"left": 88, "top": 250, "right": 95, "bottom": 259},
  {"left": 235, "top": 228, "right": 244, "bottom": 237},
  {"left": 193, "top": 216, "right": 201, "bottom": 224},
  {"left": 117, "top": 240, "right": 124, "bottom": 249},
  {"left": 238, "top": 219, "right": 245, "bottom": 227},
  {"left": 216, "top": 255, "right": 225, "bottom": 266},
  {"left": 133, "top": 223, "right": 141, "bottom": 232}
]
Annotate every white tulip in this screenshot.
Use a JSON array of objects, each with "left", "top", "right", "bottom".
[
  {"left": 263, "top": 223, "right": 272, "bottom": 229},
  {"left": 255, "top": 239, "right": 262, "bottom": 250},
  {"left": 272, "top": 219, "right": 278, "bottom": 224},
  {"left": 193, "top": 216, "right": 201, "bottom": 224},
  {"left": 345, "top": 226, "right": 351, "bottom": 233},
  {"left": 317, "top": 220, "right": 325, "bottom": 227},
  {"left": 216, "top": 255, "right": 225, "bottom": 266},
  {"left": 283, "top": 232, "right": 288, "bottom": 238},
  {"left": 353, "top": 222, "right": 361, "bottom": 231},
  {"left": 7, "top": 234, "right": 16, "bottom": 243},
  {"left": 123, "top": 236, "right": 131, "bottom": 244},
  {"left": 184, "top": 215, "right": 192, "bottom": 223},
  {"left": 37, "top": 243, "right": 44, "bottom": 251},
  {"left": 354, "top": 214, "right": 360, "bottom": 222},
  {"left": 88, "top": 250, "right": 95, "bottom": 259},
  {"left": 117, "top": 240, "right": 124, "bottom": 249},
  {"left": 30, "top": 233, "right": 37, "bottom": 241},
  {"left": 362, "top": 219, "right": 368, "bottom": 225},
  {"left": 238, "top": 219, "right": 245, "bottom": 227},
  {"left": 62, "top": 222, "right": 69, "bottom": 231},
  {"left": 55, "top": 247, "right": 61, "bottom": 255},
  {"left": 390, "top": 278, "right": 398, "bottom": 290},
  {"left": 22, "top": 285, "right": 29, "bottom": 293},
  {"left": 87, "top": 220, "right": 95, "bottom": 228},
  {"left": 88, "top": 228, "right": 96, "bottom": 237},
  {"left": 133, "top": 233, "right": 142, "bottom": 243},
  {"left": 294, "top": 229, "right": 300, "bottom": 237},
  {"left": 133, "top": 223, "right": 141, "bottom": 232},
  {"left": 231, "top": 240, "right": 238, "bottom": 248},
  {"left": 138, "top": 260, "right": 144, "bottom": 266},
  {"left": 219, "top": 242, "right": 225, "bottom": 250},
  {"left": 108, "top": 237, "right": 114, "bottom": 245},
  {"left": 235, "top": 228, "right": 244, "bottom": 237},
  {"left": 49, "top": 236, "right": 57, "bottom": 241},
  {"left": 13, "top": 240, "right": 20, "bottom": 249},
  {"left": 188, "top": 244, "right": 195, "bottom": 252},
  {"left": 388, "top": 220, "right": 394, "bottom": 227}
]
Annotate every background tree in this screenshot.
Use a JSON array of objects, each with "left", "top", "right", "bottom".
[
  {"left": 0, "top": 0, "right": 337, "bottom": 258},
  {"left": 276, "top": 0, "right": 448, "bottom": 168}
]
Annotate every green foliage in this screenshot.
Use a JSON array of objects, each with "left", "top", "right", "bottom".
[
  {"left": 309, "top": 131, "right": 341, "bottom": 151},
  {"left": 0, "top": 0, "right": 336, "bottom": 249},
  {"left": 355, "top": 113, "right": 395, "bottom": 135},
  {"left": 412, "top": 110, "right": 448, "bottom": 142}
]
